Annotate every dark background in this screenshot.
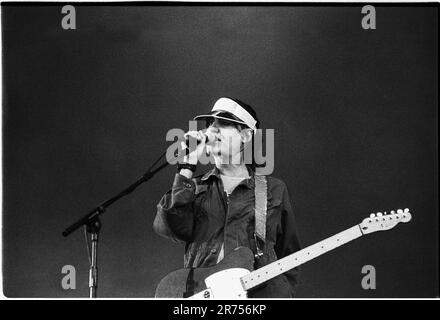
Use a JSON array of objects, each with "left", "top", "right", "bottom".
[{"left": 2, "top": 4, "right": 438, "bottom": 298}]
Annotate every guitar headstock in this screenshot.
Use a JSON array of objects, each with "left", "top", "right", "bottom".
[{"left": 359, "top": 208, "right": 412, "bottom": 234}]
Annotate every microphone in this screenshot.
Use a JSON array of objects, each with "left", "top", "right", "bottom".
[
  {"left": 174, "top": 130, "right": 218, "bottom": 160},
  {"left": 184, "top": 130, "right": 217, "bottom": 150}
]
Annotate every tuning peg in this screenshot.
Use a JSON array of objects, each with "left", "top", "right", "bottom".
[
  {"left": 404, "top": 208, "right": 410, "bottom": 213},
  {"left": 397, "top": 209, "right": 403, "bottom": 214},
  {"left": 377, "top": 212, "right": 383, "bottom": 217},
  {"left": 370, "top": 213, "right": 376, "bottom": 218}
]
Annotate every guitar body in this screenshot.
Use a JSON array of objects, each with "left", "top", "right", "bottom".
[{"left": 155, "top": 246, "right": 255, "bottom": 298}]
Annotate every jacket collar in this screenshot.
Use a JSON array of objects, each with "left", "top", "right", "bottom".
[{"left": 201, "top": 166, "right": 255, "bottom": 189}]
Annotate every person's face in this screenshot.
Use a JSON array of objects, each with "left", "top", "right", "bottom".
[{"left": 205, "top": 118, "right": 245, "bottom": 164}]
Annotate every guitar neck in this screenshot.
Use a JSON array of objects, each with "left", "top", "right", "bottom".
[{"left": 241, "top": 225, "right": 364, "bottom": 291}]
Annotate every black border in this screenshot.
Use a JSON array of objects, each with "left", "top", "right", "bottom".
[{"left": 1, "top": 1, "right": 439, "bottom": 7}]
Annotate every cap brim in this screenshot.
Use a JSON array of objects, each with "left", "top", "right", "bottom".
[{"left": 193, "top": 110, "right": 248, "bottom": 126}]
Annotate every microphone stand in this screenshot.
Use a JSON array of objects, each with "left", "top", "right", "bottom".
[
  {"left": 62, "top": 152, "right": 170, "bottom": 298},
  {"left": 87, "top": 217, "right": 101, "bottom": 298}
]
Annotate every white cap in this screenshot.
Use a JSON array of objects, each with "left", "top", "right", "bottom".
[{"left": 194, "top": 97, "right": 257, "bottom": 131}]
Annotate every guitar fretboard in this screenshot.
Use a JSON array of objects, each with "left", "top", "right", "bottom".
[{"left": 240, "top": 225, "right": 363, "bottom": 291}]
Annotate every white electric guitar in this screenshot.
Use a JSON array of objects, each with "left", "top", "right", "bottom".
[{"left": 155, "top": 208, "right": 412, "bottom": 298}]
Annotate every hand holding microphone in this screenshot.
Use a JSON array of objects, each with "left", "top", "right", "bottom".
[
  {"left": 184, "top": 130, "right": 216, "bottom": 147},
  {"left": 181, "top": 129, "right": 218, "bottom": 165}
]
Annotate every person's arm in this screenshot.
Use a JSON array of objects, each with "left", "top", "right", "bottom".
[
  {"left": 274, "top": 182, "right": 302, "bottom": 295},
  {"left": 153, "top": 173, "right": 197, "bottom": 243},
  {"left": 153, "top": 130, "right": 207, "bottom": 242}
]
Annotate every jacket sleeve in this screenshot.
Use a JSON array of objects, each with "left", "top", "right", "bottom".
[
  {"left": 274, "top": 182, "right": 302, "bottom": 295},
  {"left": 153, "top": 173, "right": 197, "bottom": 243}
]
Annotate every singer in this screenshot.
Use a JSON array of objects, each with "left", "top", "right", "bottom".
[{"left": 153, "top": 97, "right": 301, "bottom": 298}]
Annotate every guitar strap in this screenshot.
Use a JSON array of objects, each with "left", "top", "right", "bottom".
[
  {"left": 254, "top": 174, "right": 267, "bottom": 258},
  {"left": 183, "top": 268, "right": 195, "bottom": 298}
]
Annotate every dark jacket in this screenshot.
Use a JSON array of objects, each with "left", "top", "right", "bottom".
[{"left": 153, "top": 167, "right": 301, "bottom": 298}]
